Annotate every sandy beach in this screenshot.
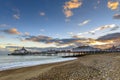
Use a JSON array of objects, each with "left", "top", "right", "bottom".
[{"left": 0, "top": 53, "right": 120, "bottom": 80}]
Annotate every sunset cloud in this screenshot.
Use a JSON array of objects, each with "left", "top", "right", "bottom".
[
  {"left": 2, "top": 28, "right": 21, "bottom": 35},
  {"left": 19, "top": 32, "right": 120, "bottom": 49},
  {"left": 89, "top": 24, "right": 119, "bottom": 34},
  {"left": 92, "top": 24, "right": 119, "bottom": 32},
  {"left": 98, "top": 33, "right": 120, "bottom": 41},
  {"left": 113, "top": 14, "right": 120, "bottom": 19},
  {"left": 97, "top": 33, "right": 120, "bottom": 48},
  {"left": 78, "top": 20, "right": 91, "bottom": 26},
  {"left": 87, "top": 39, "right": 109, "bottom": 46},
  {"left": 64, "top": 10, "right": 73, "bottom": 18},
  {"left": 107, "top": 1, "right": 119, "bottom": 10},
  {"left": 89, "top": 24, "right": 119, "bottom": 35},
  {"left": 22, "top": 34, "right": 87, "bottom": 47},
  {"left": 24, "top": 35, "right": 53, "bottom": 43},
  {"left": 63, "top": 0, "right": 82, "bottom": 18}
]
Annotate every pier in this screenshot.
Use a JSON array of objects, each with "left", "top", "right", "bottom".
[{"left": 9, "top": 46, "right": 120, "bottom": 57}]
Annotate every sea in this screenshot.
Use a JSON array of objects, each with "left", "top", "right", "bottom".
[{"left": 0, "top": 54, "right": 76, "bottom": 71}]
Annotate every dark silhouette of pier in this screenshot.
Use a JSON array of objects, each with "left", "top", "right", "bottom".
[{"left": 9, "top": 46, "right": 120, "bottom": 57}]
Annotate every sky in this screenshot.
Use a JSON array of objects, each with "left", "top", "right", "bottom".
[{"left": 0, "top": 0, "right": 120, "bottom": 51}]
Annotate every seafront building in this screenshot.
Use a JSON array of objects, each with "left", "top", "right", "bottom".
[
  {"left": 10, "top": 45, "right": 120, "bottom": 56},
  {"left": 11, "top": 47, "right": 29, "bottom": 55},
  {"left": 105, "top": 45, "right": 120, "bottom": 52},
  {"left": 72, "top": 46, "right": 101, "bottom": 52}
]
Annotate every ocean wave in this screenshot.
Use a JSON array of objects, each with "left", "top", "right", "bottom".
[{"left": 0, "top": 57, "right": 77, "bottom": 71}]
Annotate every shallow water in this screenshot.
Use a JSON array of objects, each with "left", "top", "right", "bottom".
[{"left": 0, "top": 55, "right": 76, "bottom": 71}]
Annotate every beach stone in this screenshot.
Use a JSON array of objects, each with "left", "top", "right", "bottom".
[{"left": 27, "top": 53, "right": 120, "bottom": 80}]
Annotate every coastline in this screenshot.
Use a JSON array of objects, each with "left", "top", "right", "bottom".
[
  {"left": 0, "top": 58, "right": 76, "bottom": 80},
  {"left": 0, "top": 57, "right": 77, "bottom": 71},
  {"left": 0, "top": 53, "right": 120, "bottom": 80}
]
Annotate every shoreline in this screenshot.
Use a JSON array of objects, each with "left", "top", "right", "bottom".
[
  {"left": 0, "top": 58, "right": 77, "bottom": 80},
  {"left": 0, "top": 53, "right": 120, "bottom": 80},
  {"left": 0, "top": 57, "right": 77, "bottom": 71}
]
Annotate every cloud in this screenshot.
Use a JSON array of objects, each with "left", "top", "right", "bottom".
[
  {"left": 85, "top": 38, "right": 110, "bottom": 48},
  {"left": 113, "top": 14, "right": 120, "bottom": 19},
  {"left": 55, "top": 34, "right": 61, "bottom": 37},
  {"left": 78, "top": 20, "right": 90, "bottom": 26},
  {"left": 90, "top": 24, "right": 119, "bottom": 34},
  {"left": 21, "top": 32, "right": 120, "bottom": 49},
  {"left": 40, "top": 29, "right": 45, "bottom": 32},
  {"left": 65, "top": 18, "right": 71, "bottom": 22},
  {"left": 68, "top": 24, "right": 120, "bottom": 38},
  {"left": 12, "top": 8, "right": 20, "bottom": 19},
  {"left": 63, "top": 0, "right": 82, "bottom": 18},
  {"left": 91, "top": 24, "right": 119, "bottom": 32},
  {"left": 0, "top": 48, "right": 9, "bottom": 54},
  {"left": 97, "top": 0, "right": 100, "bottom": 4},
  {"left": 94, "top": 0, "right": 100, "bottom": 9},
  {"left": 2, "top": 28, "right": 21, "bottom": 35},
  {"left": 75, "top": 24, "right": 119, "bottom": 36},
  {"left": 97, "top": 32, "right": 120, "bottom": 48},
  {"left": 40, "top": 12, "right": 45, "bottom": 16},
  {"left": 0, "top": 36, "right": 4, "bottom": 38},
  {"left": 110, "top": 26, "right": 119, "bottom": 31},
  {"left": 98, "top": 33, "right": 120, "bottom": 41},
  {"left": 24, "top": 32, "right": 30, "bottom": 36},
  {"left": 24, "top": 35, "right": 53, "bottom": 43},
  {"left": 22, "top": 34, "right": 88, "bottom": 47},
  {"left": 68, "top": 32, "right": 74, "bottom": 35},
  {"left": 72, "top": 35, "right": 85, "bottom": 39},
  {"left": 13, "top": 14, "right": 20, "bottom": 19},
  {"left": 0, "top": 24, "right": 9, "bottom": 27},
  {"left": 107, "top": 1, "right": 119, "bottom": 10},
  {"left": 64, "top": 10, "right": 73, "bottom": 18}
]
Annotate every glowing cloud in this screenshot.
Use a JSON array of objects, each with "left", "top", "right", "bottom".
[
  {"left": 97, "top": 33, "right": 120, "bottom": 48},
  {"left": 63, "top": 0, "right": 82, "bottom": 18},
  {"left": 94, "top": 24, "right": 119, "bottom": 31},
  {"left": 3, "top": 28, "right": 21, "bottom": 35},
  {"left": 73, "top": 24, "right": 119, "bottom": 36},
  {"left": 89, "top": 41, "right": 108, "bottom": 46},
  {"left": 64, "top": 10, "right": 73, "bottom": 18},
  {"left": 89, "top": 24, "right": 119, "bottom": 35},
  {"left": 108, "top": 1, "right": 119, "bottom": 10}
]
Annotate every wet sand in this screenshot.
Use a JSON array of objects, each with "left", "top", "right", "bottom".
[{"left": 0, "top": 53, "right": 120, "bottom": 80}]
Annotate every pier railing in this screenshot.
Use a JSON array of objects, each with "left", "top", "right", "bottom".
[{"left": 9, "top": 49, "right": 120, "bottom": 57}]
